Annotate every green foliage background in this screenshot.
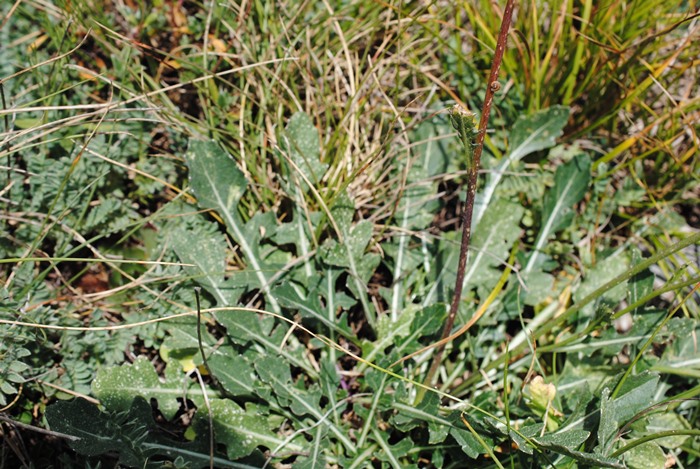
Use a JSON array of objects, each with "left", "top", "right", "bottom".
[{"left": 0, "top": 0, "right": 698, "bottom": 468}]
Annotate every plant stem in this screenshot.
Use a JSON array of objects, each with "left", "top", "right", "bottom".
[{"left": 418, "top": 0, "right": 517, "bottom": 402}]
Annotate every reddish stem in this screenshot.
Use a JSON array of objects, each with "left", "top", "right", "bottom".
[{"left": 421, "top": 0, "right": 517, "bottom": 396}]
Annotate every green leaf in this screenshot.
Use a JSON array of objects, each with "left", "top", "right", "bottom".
[
  {"left": 216, "top": 305, "right": 269, "bottom": 344},
  {"left": 319, "top": 355, "right": 346, "bottom": 426},
  {"left": 273, "top": 282, "right": 354, "bottom": 339},
  {"left": 524, "top": 153, "right": 591, "bottom": 274},
  {"left": 207, "top": 398, "right": 303, "bottom": 460},
  {"left": 656, "top": 318, "right": 700, "bottom": 375},
  {"left": 92, "top": 357, "right": 216, "bottom": 420},
  {"left": 474, "top": 105, "right": 570, "bottom": 226},
  {"left": 207, "top": 346, "right": 257, "bottom": 398},
  {"left": 372, "top": 428, "right": 413, "bottom": 465},
  {"left": 254, "top": 355, "right": 322, "bottom": 417},
  {"left": 394, "top": 392, "right": 451, "bottom": 444},
  {"left": 644, "top": 413, "right": 692, "bottom": 449},
  {"left": 535, "top": 429, "right": 617, "bottom": 467},
  {"left": 422, "top": 231, "right": 460, "bottom": 305},
  {"left": 253, "top": 355, "right": 356, "bottom": 454},
  {"left": 159, "top": 317, "right": 219, "bottom": 374},
  {"left": 47, "top": 398, "right": 143, "bottom": 463},
  {"left": 556, "top": 354, "right": 614, "bottom": 403},
  {"left": 612, "top": 371, "right": 659, "bottom": 422},
  {"left": 613, "top": 176, "right": 647, "bottom": 207},
  {"left": 597, "top": 388, "right": 619, "bottom": 456},
  {"left": 0, "top": 381, "right": 18, "bottom": 397},
  {"left": 412, "top": 113, "right": 452, "bottom": 177},
  {"left": 171, "top": 223, "right": 243, "bottom": 307},
  {"left": 321, "top": 220, "right": 373, "bottom": 267},
  {"left": 535, "top": 429, "right": 590, "bottom": 449},
  {"left": 82, "top": 197, "right": 138, "bottom": 235},
  {"left": 622, "top": 441, "right": 667, "bottom": 469},
  {"left": 598, "top": 372, "right": 660, "bottom": 456},
  {"left": 361, "top": 306, "right": 416, "bottom": 367},
  {"left": 279, "top": 112, "right": 327, "bottom": 190},
  {"left": 392, "top": 303, "right": 447, "bottom": 358},
  {"left": 573, "top": 250, "right": 631, "bottom": 318},
  {"left": 461, "top": 198, "right": 523, "bottom": 291},
  {"left": 46, "top": 397, "right": 245, "bottom": 468},
  {"left": 328, "top": 189, "right": 355, "bottom": 234},
  {"left": 216, "top": 311, "right": 316, "bottom": 378},
  {"left": 521, "top": 270, "right": 555, "bottom": 306},
  {"left": 383, "top": 113, "right": 451, "bottom": 322},
  {"left": 320, "top": 193, "right": 379, "bottom": 326},
  {"left": 534, "top": 437, "right": 625, "bottom": 468},
  {"left": 627, "top": 248, "right": 654, "bottom": 313},
  {"left": 186, "top": 140, "right": 247, "bottom": 213},
  {"left": 509, "top": 423, "right": 542, "bottom": 455},
  {"left": 272, "top": 210, "right": 321, "bottom": 279},
  {"left": 395, "top": 116, "right": 450, "bottom": 231},
  {"left": 274, "top": 114, "right": 326, "bottom": 280},
  {"left": 161, "top": 317, "right": 215, "bottom": 354},
  {"left": 293, "top": 426, "right": 329, "bottom": 468},
  {"left": 509, "top": 106, "right": 572, "bottom": 156},
  {"left": 450, "top": 426, "right": 483, "bottom": 459},
  {"left": 185, "top": 139, "right": 281, "bottom": 313}
]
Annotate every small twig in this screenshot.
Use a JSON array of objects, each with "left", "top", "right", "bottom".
[
  {"left": 0, "top": 413, "right": 81, "bottom": 442},
  {"left": 194, "top": 287, "right": 215, "bottom": 382},
  {"left": 193, "top": 367, "right": 215, "bottom": 469},
  {"left": 194, "top": 287, "right": 215, "bottom": 469},
  {"left": 418, "top": 0, "right": 517, "bottom": 401},
  {"left": 1, "top": 82, "right": 12, "bottom": 226}
]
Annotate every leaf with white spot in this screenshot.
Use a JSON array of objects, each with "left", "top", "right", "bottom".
[
  {"left": 597, "top": 372, "right": 660, "bottom": 457},
  {"left": 643, "top": 412, "right": 692, "bottom": 449},
  {"left": 320, "top": 192, "right": 378, "bottom": 327},
  {"left": 207, "top": 398, "right": 304, "bottom": 460},
  {"left": 657, "top": 318, "right": 700, "bottom": 375},
  {"left": 622, "top": 441, "right": 666, "bottom": 469},
  {"left": 320, "top": 220, "right": 374, "bottom": 267},
  {"left": 92, "top": 357, "right": 216, "bottom": 420},
  {"left": 171, "top": 224, "right": 244, "bottom": 307},
  {"left": 207, "top": 345, "right": 258, "bottom": 399},
  {"left": 534, "top": 429, "right": 590, "bottom": 449},
  {"left": 185, "top": 139, "right": 280, "bottom": 313},
  {"left": 278, "top": 112, "right": 327, "bottom": 190}
]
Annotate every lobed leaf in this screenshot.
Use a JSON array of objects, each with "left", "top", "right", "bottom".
[{"left": 185, "top": 139, "right": 281, "bottom": 313}]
